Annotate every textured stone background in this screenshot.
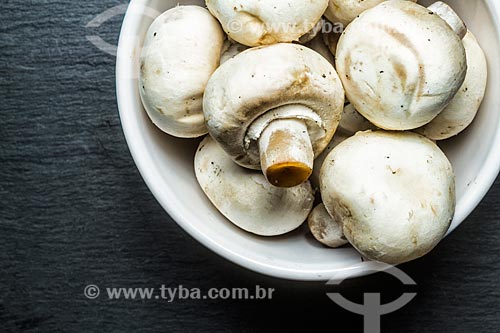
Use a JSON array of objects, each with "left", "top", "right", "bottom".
[{"left": 1, "top": 1, "right": 499, "bottom": 331}]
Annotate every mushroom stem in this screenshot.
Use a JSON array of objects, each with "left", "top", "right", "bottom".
[
  {"left": 428, "top": 1, "right": 466, "bottom": 39},
  {"left": 258, "top": 115, "right": 314, "bottom": 188}
]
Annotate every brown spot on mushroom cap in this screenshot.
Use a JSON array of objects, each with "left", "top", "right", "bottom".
[
  {"left": 401, "top": 4, "right": 429, "bottom": 18},
  {"left": 343, "top": 53, "right": 352, "bottom": 81},
  {"left": 376, "top": 24, "right": 426, "bottom": 100},
  {"left": 430, "top": 204, "right": 438, "bottom": 216},
  {"left": 392, "top": 60, "right": 407, "bottom": 90},
  {"left": 258, "top": 32, "right": 278, "bottom": 45},
  {"left": 290, "top": 67, "right": 311, "bottom": 89}
]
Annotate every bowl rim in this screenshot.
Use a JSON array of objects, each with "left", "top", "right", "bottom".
[{"left": 116, "top": 0, "right": 500, "bottom": 281}]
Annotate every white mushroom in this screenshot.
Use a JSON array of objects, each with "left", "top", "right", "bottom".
[
  {"left": 416, "top": 31, "right": 488, "bottom": 140},
  {"left": 335, "top": 1, "right": 467, "bottom": 130},
  {"left": 308, "top": 203, "right": 348, "bottom": 248},
  {"left": 324, "top": 0, "right": 417, "bottom": 27},
  {"left": 204, "top": 43, "right": 345, "bottom": 188},
  {"left": 320, "top": 131, "right": 455, "bottom": 264},
  {"left": 195, "top": 136, "right": 314, "bottom": 236},
  {"left": 206, "top": 0, "right": 329, "bottom": 46},
  {"left": 139, "top": 6, "right": 225, "bottom": 138}
]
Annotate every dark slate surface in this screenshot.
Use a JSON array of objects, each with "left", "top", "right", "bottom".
[{"left": 1, "top": 1, "right": 499, "bottom": 332}]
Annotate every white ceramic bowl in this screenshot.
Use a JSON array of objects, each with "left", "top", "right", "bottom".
[{"left": 116, "top": 0, "right": 500, "bottom": 281}]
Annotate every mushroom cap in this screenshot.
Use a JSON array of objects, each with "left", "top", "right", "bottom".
[
  {"left": 336, "top": 0, "right": 467, "bottom": 130},
  {"left": 338, "top": 102, "right": 378, "bottom": 135},
  {"left": 416, "top": 31, "right": 488, "bottom": 140},
  {"left": 308, "top": 203, "right": 348, "bottom": 248},
  {"left": 324, "top": 0, "right": 417, "bottom": 26},
  {"left": 139, "top": 6, "right": 225, "bottom": 138},
  {"left": 206, "top": 0, "right": 329, "bottom": 47},
  {"left": 195, "top": 136, "right": 314, "bottom": 236},
  {"left": 320, "top": 131, "right": 455, "bottom": 264},
  {"left": 204, "top": 43, "right": 345, "bottom": 170}
]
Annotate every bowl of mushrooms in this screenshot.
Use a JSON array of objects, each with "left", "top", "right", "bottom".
[{"left": 116, "top": 0, "right": 500, "bottom": 280}]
